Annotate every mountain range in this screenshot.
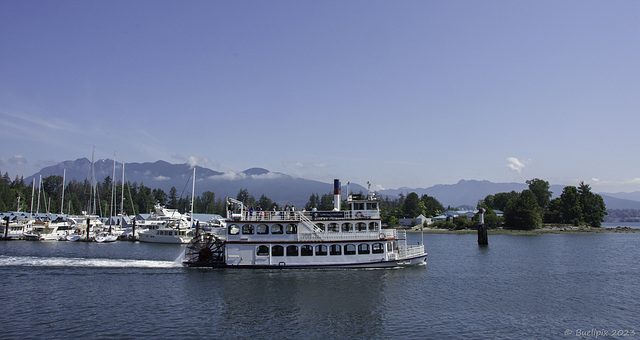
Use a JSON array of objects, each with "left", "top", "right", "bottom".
[{"left": 23, "top": 158, "right": 640, "bottom": 210}]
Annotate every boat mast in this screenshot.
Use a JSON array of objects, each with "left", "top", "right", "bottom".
[
  {"left": 60, "top": 169, "right": 66, "bottom": 215},
  {"left": 30, "top": 180, "right": 35, "bottom": 219},
  {"left": 190, "top": 167, "right": 196, "bottom": 227},
  {"left": 36, "top": 175, "right": 42, "bottom": 218},
  {"left": 109, "top": 153, "right": 116, "bottom": 229},
  {"left": 90, "top": 147, "right": 95, "bottom": 216},
  {"left": 120, "top": 162, "right": 125, "bottom": 220}
]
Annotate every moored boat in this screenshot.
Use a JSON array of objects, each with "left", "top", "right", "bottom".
[
  {"left": 137, "top": 204, "right": 195, "bottom": 244},
  {"left": 183, "top": 179, "right": 427, "bottom": 268}
]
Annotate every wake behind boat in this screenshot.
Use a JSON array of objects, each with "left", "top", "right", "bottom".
[{"left": 183, "top": 179, "right": 427, "bottom": 269}]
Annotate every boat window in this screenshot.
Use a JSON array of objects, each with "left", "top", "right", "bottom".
[
  {"left": 286, "top": 245, "right": 298, "bottom": 256},
  {"left": 369, "top": 222, "right": 378, "bottom": 231},
  {"left": 242, "top": 224, "right": 254, "bottom": 235},
  {"left": 372, "top": 243, "right": 384, "bottom": 254},
  {"left": 286, "top": 224, "right": 297, "bottom": 234},
  {"left": 315, "top": 245, "right": 328, "bottom": 256},
  {"left": 228, "top": 224, "right": 240, "bottom": 235},
  {"left": 272, "top": 224, "right": 283, "bottom": 234},
  {"left": 341, "top": 223, "right": 353, "bottom": 232},
  {"left": 353, "top": 203, "right": 365, "bottom": 210},
  {"left": 315, "top": 223, "right": 325, "bottom": 232},
  {"left": 256, "top": 245, "right": 269, "bottom": 256},
  {"left": 344, "top": 244, "right": 356, "bottom": 255},
  {"left": 358, "top": 243, "right": 370, "bottom": 254},
  {"left": 328, "top": 223, "right": 339, "bottom": 232},
  {"left": 356, "top": 222, "right": 367, "bottom": 232},
  {"left": 387, "top": 242, "right": 394, "bottom": 252},
  {"left": 272, "top": 245, "right": 284, "bottom": 256},
  {"left": 301, "top": 245, "right": 313, "bottom": 256},
  {"left": 330, "top": 244, "right": 341, "bottom": 256},
  {"left": 367, "top": 203, "right": 378, "bottom": 210},
  {"left": 256, "top": 224, "right": 269, "bottom": 234}
]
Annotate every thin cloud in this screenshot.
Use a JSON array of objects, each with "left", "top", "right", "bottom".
[
  {"left": 209, "top": 171, "right": 246, "bottom": 181},
  {"left": 506, "top": 157, "right": 525, "bottom": 173},
  {"left": 9, "top": 155, "right": 27, "bottom": 166}
]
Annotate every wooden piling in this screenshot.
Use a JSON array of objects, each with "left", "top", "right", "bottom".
[
  {"left": 3, "top": 216, "right": 9, "bottom": 240},
  {"left": 86, "top": 218, "right": 91, "bottom": 242},
  {"left": 478, "top": 223, "right": 488, "bottom": 245}
]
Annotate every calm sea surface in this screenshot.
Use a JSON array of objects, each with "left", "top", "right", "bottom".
[{"left": 1, "top": 233, "right": 638, "bottom": 339}]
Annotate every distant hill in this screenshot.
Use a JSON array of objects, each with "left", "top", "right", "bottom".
[
  {"left": 23, "top": 159, "right": 640, "bottom": 210},
  {"left": 23, "top": 158, "right": 366, "bottom": 208}
]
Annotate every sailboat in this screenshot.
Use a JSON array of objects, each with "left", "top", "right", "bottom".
[{"left": 95, "top": 155, "right": 119, "bottom": 243}]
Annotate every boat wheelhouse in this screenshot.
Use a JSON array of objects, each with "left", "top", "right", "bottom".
[{"left": 183, "top": 180, "right": 427, "bottom": 268}]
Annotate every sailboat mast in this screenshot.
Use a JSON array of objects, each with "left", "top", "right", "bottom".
[
  {"left": 36, "top": 175, "right": 42, "bottom": 216},
  {"left": 90, "top": 147, "right": 95, "bottom": 215},
  {"left": 120, "top": 162, "right": 125, "bottom": 217},
  {"left": 60, "top": 169, "right": 66, "bottom": 215},
  {"left": 191, "top": 167, "right": 196, "bottom": 226},
  {"left": 110, "top": 154, "right": 116, "bottom": 227},
  {"left": 30, "top": 180, "right": 35, "bottom": 219}
]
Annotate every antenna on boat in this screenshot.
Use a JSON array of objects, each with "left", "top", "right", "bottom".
[{"left": 346, "top": 181, "right": 350, "bottom": 201}]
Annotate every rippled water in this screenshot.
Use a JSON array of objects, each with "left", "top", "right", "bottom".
[{"left": 1, "top": 233, "right": 638, "bottom": 339}]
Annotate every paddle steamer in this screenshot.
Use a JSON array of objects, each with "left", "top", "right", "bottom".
[{"left": 183, "top": 180, "right": 427, "bottom": 268}]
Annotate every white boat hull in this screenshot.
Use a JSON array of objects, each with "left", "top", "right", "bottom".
[
  {"left": 138, "top": 233, "right": 191, "bottom": 244},
  {"left": 185, "top": 253, "right": 427, "bottom": 269}
]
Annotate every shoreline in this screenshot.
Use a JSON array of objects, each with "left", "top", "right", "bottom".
[{"left": 403, "top": 226, "right": 640, "bottom": 235}]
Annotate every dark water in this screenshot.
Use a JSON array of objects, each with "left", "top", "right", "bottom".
[{"left": 1, "top": 233, "right": 638, "bottom": 339}]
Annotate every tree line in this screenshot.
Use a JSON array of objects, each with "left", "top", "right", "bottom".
[
  {"left": 1, "top": 171, "right": 606, "bottom": 230},
  {"left": 478, "top": 178, "right": 607, "bottom": 230},
  {"left": 0, "top": 172, "right": 231, "bottom": 217}
]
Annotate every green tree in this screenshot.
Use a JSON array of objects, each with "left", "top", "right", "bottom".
[
  {"left": 560, "top": 186, "right": 582, "bottom": 225},
  {"left": 319, "top": 193, "right": 334, "bottom": 210},
  {"left": 152, "top": 188, "right": 167, "bottom": 206},
  {"left": 484, "top": 191, "right": 520, "bottom": 211},
  {"left": 504, "top": 190, "right": 542, "bottom": 230},
  {"left": 578, "top": 182, "right": 606, "bottom": 227},
  {"left": 168, "top": 187, "right": 178, "bottom": 208},
  {"left": 199, "top": 191, "right": 217, "bottom": 214},
  {"left": 421, "top": 194, "right": 443, "bottom": 217},
  {"left": 236, "top": 188, "right": 255, "bottom": 207},
  {"left": 135, "top": 184, "right": 155, "bottom": 214},
  {"left": 544, "top": 197, "right": 563, "bottom": 223},
  {"left": 526, "top": 178, "right": 552, "bottom": 210},
  {"left": 257, "top": 194, "right": 276, "bottom": 211},
  {"left": 305, "top": 193, "right": 320, "bottom": 211},
  {"left": 403, "top": 192, "right": 425, "bottom": 218}
]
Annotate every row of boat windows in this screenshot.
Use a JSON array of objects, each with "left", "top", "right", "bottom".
[
  {"left": 228, "top": 222, "right": 380, "bottom": 235},
  {"left": 156, "top": 230, "right": 189, "bottom": 236},
  {"left": 256, "top": 242, "right": 394, "bottom": 257}
]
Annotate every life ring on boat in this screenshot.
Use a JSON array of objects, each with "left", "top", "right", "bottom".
[
  {"left": 379, "top": 233, "right": 385, "bottom": 239},
  {"left": 356, "top": 212, "right": 364, "bottom": 218}
]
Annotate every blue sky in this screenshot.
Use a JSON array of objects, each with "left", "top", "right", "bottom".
[{"left": 1, "top": 1, "right": 639, "bottom": 193}]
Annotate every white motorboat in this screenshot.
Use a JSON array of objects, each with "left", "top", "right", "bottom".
[{"left": 95, "top": 232, "right": 118, "bottom": 243}]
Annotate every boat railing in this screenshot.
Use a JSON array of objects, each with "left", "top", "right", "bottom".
[
  {"left": 398, "top": 244, "right": 426, "bottom": 258},
  {"left": 298, "top": 229, "right": 397, "bottom": 242},
  {"left": 230, "top": 210, "right": 381, "bottom": 221},
  {"left": 298, "top": 231, "right": 385, "bottom": 242}
]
